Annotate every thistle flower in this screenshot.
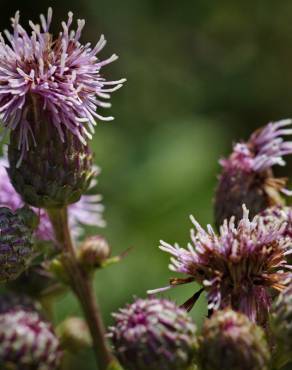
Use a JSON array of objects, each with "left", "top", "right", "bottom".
[
  {"left": 198, "top": 309, "right": 271, "bottom": 370},
  {"left": 271, "top": 283, "right": 292, "bottom": 366},
  {"left": 0, "top": 154, "right": 105, "bottom": 241},
  {"left": 148, "top": 206, "right": 292, "bottom": 325},
  {"left": 0, "top": 298, "right": 62, "bottom": 369},
  {"left": 214, "top": 119, "right": 292, "bottom": 228},
  {"left": 0, "top": 207, "right": 36, "bottom": 282},
  {"left": 0, "top": 8, "right": 125, "bottom": 158},
  {"left": 109, "top": 298, "right": 198, "bottom": 370}
]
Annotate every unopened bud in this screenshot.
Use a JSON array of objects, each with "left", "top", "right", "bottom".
[
  {"left": 57, "top": 317, "right": 92, "bottom": 352},
  {"left": 78, "top": 236, "right": 111, "bottom": 268}
]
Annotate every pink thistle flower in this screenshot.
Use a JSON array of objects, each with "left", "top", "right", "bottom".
[
  {"left": 148, "top": 206, "right": 292, "bottom": 325},
  {"left": 215, "top": 120, "right": 292, "bottom": 227},
  {"left": 0, "top": 154, "right": 105, "bottom": 241},
  {"left": 0, "top": 8, "right": 125, "bottom": 157}
]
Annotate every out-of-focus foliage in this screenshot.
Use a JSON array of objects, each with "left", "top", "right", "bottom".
[{"left": 1, "top": 0, "right": 292, "bottom": 368}]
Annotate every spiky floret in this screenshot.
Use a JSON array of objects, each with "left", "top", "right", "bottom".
[
  {"left": 0, "top": 154, "right": 105, "bottom": 240},
  {"left": 0, "top": 207, "right": 36, "bottom": 282},
  {"left": 271, "top": 283, "right": 292, "bottom": 366},
  {"left": 148, "top": 206, "right": 292, "bottom": 325},
  {"left": 215, "top": 120, "right": 292, "bottom": 228},
  {"left": 0, "top": 8, "right": 125, "bottom": 158},
  {"left": 198, "top": 309, "right": 271, "bottom": 370},
  {"left": 0, "top": 304, "right": 62, "bottom": 369},
  {"left": 109, "top": 298, "right": 198, "bottom": 370}
]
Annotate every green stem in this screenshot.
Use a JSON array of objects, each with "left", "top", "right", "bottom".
[{"left": 48, "top": 207, "right": 114, "bottom": 370}]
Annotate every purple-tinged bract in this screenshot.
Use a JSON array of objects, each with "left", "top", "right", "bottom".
[
  {"left": 198, "top": 309, "right": 270, "bottom": 370},
  {"left": 0, "top": 8, "right": 125, "bottom": 157},
  {"left": 0, "top": 207, "right": 36, "bottom": 282},
  {"left": 214, "top": 120, "right": 292, "bottom": 228},
  {"left": 149, "top": 206, "right": 292, "bottom": 325},
  {"left": 109, "top": 298, "right": 198, "bottom": 370}
]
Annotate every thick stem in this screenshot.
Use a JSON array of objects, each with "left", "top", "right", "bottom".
[{"left": 48, "top": 208, "right": 114, "bottom": 370}]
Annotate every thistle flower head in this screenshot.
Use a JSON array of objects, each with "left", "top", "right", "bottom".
[
  {"left": 0, "top": 206, "right": 35, "bottom": 282},
  {"left": 149, "top": 206, "right": 292, "bottom": 325},
  {"left": 0, "top": 300, "right": 62, "bottom": 369},
  {"left": 0, "top": 154, "right": 105, "bottom": 241},
  {"left": 198, "top": 309, "right": 271, "bottom": 370},
  {"left": 0, "top": 8, "right": 125, "bottom": 158},
  {"left": 109, "top": 298, "right": 198, "bottom": 370},
  {"left": 215, "top": 119, "right": 292, "bottom": 227}
]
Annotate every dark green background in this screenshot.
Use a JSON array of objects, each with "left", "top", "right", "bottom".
[{"left": 1, "top": 1, "right": 292, "bottom": 368}]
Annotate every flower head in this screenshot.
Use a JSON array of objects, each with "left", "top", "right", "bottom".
[
  {"left": 198, "top": 309, "right": 271, "bottom": 370},
  {"left": 215, "top": 120, "right": 292, "bottom": 227},
  {"left": 109, "top": 298, "right": 198, "bottom": 370},
  {"left": 0, "top": 296, "right": 62, "bottom": 369},
  {"left": 0, "top": 8, "right": 125, "bottom": 157},
  {"left": 0, "top": 154, "right": 105, "bottom": 241},
  {"left": 149, "top": 206, "right": 292, "bottom": 325}
]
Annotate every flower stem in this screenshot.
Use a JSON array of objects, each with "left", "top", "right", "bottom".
[{"left": 48, "top": 207, "right": 114, "bottom": 370}]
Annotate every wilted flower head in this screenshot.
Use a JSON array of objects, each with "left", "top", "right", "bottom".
[
  {"left": 198, "top": 309, "right": 271, "bottom": 370},
  {"left": 149, "top": 206, "right": 292, "bottom": 325},
  {"left": 109, "top": 298, "right": 198, "bottom": 370},
  {"left": 215, "top": 120, "right": 292, "bottom": 227},
  {"left": 0, "top": 8, "right": 125, "bottom": 158},
  {"left": 0, "top": 295, "right": 62, "bottom": 369},
  {"left": 0, "top": 154, "right": 105, "bottom": 241}
]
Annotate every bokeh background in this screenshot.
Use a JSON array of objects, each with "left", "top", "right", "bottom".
[{"left": 1, "top": 1, "right": 292, "bottom": 368}]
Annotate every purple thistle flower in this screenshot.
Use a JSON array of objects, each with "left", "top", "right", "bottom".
[
  {"left": 0, "top": 8, "right": 125, "bottom": 158},
  {"left": 0, "top": 154, "right": 105, "bottom": 241},
  {"left": 148, "top": 205, "right": 292, "bottom": 325},
  {"left": 215, "top": 119, "right": 292, "bottom": 227},
  {"left": 109, "top": 298, "right": 198, "bottom": 370},
  {"left": 0, "top": 301, "right": 62, "bottom": 369},
  {"left": 261, "top": 205, "right": 292, "bottom": 238}
]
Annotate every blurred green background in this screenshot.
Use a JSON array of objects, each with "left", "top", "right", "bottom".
[{"left": 1, "top": 0, "right": 292, "bottom": 368}]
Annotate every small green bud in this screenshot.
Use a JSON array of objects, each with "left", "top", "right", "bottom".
[
  {"left": 78, "top": 235, "right": 111, "bottom": 268},
  {"left": 57, "top": 317, "right": 92, "bottom": 352}
]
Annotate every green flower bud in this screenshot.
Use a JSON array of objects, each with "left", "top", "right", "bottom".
[
  {"left": 198, "top": 309, "right": 271, "bottom": 370},
  {"left": 57, "top": 317, "right": 92, "bottom": 352},
  {"left": 78, "top": 235, "right": 111, "bottom": 268}
]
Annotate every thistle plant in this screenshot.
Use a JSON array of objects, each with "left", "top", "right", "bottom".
[{"left": 0, "top": 6, "right": 291, "bottom": 370}]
